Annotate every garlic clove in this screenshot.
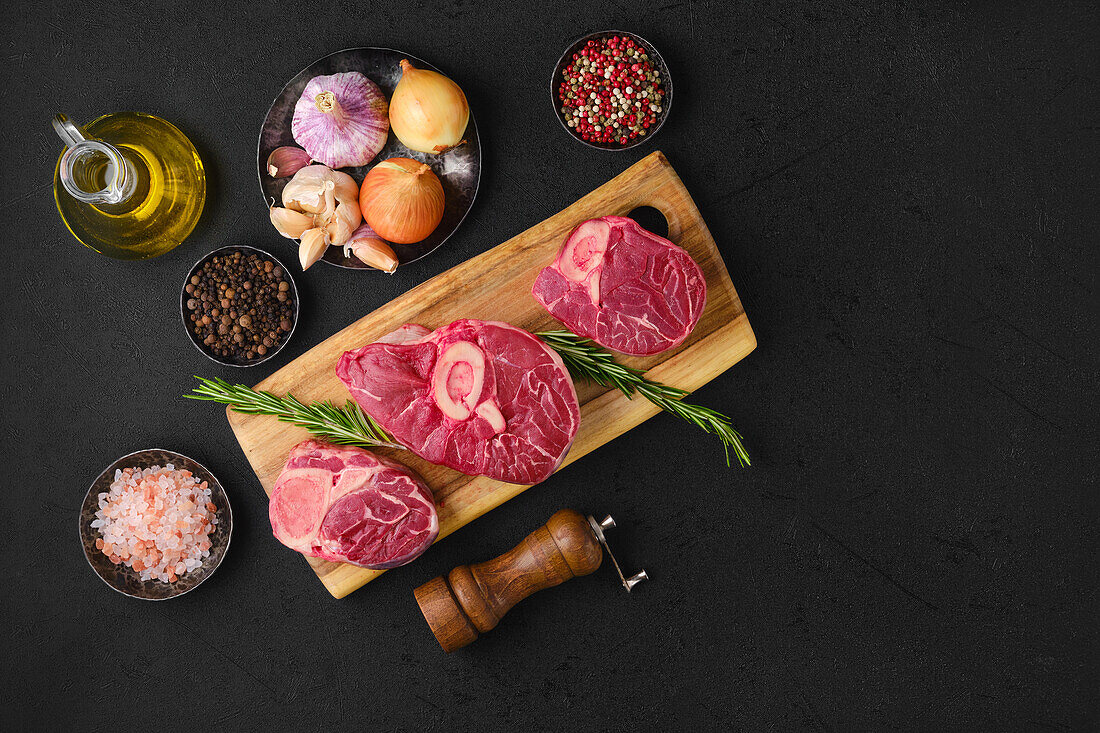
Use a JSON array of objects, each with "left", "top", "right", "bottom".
[
  {"left": 270, "top": 206, "right": 315, "bottom": 239},
  {"left": 350, "top": 239, "right": 399, "bottom": 274},
  {"left": 266, "top": 146, "right": 312, "bottom": 178},
  {"left": 326, "top": 200, "right": 362, "bottom": 246},
  {"left": 282, "top": 165, "right": 361, "bottom": 215},
  {"left": 345, "top": 223, "right": 399, "bottom": 273},
  {"left": 321, "top": 180, "right": 337, "bottom": 220},
  {"left": 277, "top": 164, "right": 363, "bottom": 250},
  {"left": 298, "top": 227, "right": 328, "bottom": 270},
  {"left": 282, "top": 165, "right": 332, "bottom": 213},
  {"left": 329, "top": 168, "right": 360, "bottom": 202},
  {"left": 326, "top": 210, "right": 353, "bottom": 245}
]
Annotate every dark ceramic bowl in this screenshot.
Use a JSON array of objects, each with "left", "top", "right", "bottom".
[
  {"left": 181, "top": 245, "right": 299, "bottom": 368},
  {"left": 551, "top": 30, "right": 673, "bottom": 151},
  {"left": 258, "top": 47, "right": 481, "bottom": 269},
  {"left": 79, "top": 449, "right": 232, "bottom": 600}
]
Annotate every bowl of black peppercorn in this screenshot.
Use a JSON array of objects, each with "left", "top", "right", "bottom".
[{"left": 181, "top": 246, "right": 299, "bottom": 367}]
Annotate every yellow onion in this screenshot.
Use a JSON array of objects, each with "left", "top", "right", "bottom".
[
  {"left": 389, "top": 60, "right": 469, "bottom": 154},
  {"left": 359, "top": 158, "right": 445, "bottom": 244}
]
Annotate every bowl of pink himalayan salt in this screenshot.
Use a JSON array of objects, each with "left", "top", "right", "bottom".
[{"left": 79, "top": 449, "right": 232, "bottom": 600}]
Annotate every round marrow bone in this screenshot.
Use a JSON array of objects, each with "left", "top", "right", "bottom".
[
  {"left": 557, "top": 218, "right": 610, "bottom": 306},
  {"left": 432, "top": 340, "right": 488, "bottom": 422}
]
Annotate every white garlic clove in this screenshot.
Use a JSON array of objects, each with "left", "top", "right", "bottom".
[
  {"left": 282, "top": 165, "right": 361, "bottom": 218},
  {"left": 326, "top": 200, "right": 363, "bottom": 246},
  {"left": 298, "top": 228, "right": 328, "bottom": 270},
  {"left": 270, "top": 207, "right": 315, "bottom": 239},
  {"left": 329, "top": 168, "right": 360, "bottom": 202},
  {"left": 282, "top": 166, "right": 333, "bottom": 213},
  {"left": 350, "top": 238, "right": 399, "bottom": 274},
  {"left": 321, "top": 180, "right": 337, "bottom": 220},
  {"left": 345, "top": 223, "right": 399, "bottom": 273},
  {"left": 326, "top": 214, "right": 353, "bottom": 246}
]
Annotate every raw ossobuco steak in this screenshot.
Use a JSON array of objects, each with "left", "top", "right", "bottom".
[
  {"left": 269, "top": 441, "right": 438, "bottom": 569},
  {"left": 336, "top": 319, "right": 580, "bottom": 485},
  {"left": 532, "top": 215, "right": 707, "bottom": 355}
]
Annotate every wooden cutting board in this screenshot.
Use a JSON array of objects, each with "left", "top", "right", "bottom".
[{"left": 227, "top": 151, "right": 756, "bottom": 598}]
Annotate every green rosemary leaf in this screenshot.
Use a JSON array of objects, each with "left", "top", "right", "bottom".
[
  {"left": 537, "top": 331, "right": 750, "bottom": 467},
  {"left": 185, "top": 376, "right": 404, "bottom": 451}
]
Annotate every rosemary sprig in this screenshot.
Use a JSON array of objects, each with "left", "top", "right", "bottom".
[
  {"left": 537, "top": 330, "right": 750, "bottom": 467},
  {"left": 186, "top": 376, "right": 404, "bottom": 451},
  {"left": 186, "top": 331, "right": 750, "bottom": 467}
]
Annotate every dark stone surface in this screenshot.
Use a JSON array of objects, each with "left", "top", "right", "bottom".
[{"left": 1, "top": 1, "right": 1095, "bottom": 730}]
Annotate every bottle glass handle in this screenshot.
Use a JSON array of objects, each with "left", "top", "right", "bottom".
[{"left": 52, "top": 114, "right": 87, "bottom": 148}]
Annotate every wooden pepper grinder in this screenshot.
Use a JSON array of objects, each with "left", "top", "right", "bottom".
[{"left": 414, "top": 509, "right": 647, "bottom": 652}]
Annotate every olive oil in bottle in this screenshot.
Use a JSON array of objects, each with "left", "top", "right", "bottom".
[{"left": 53, "top": 112, "right": 206, "bottom": 260}]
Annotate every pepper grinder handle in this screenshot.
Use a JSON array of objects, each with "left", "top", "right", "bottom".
[{"left": 414, "top": 509, "right": 603, "bottom": 652}]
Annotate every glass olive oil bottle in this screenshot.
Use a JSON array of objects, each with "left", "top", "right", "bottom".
[{"left": 53, "top": 112, "right": 205, "bottom": 260}]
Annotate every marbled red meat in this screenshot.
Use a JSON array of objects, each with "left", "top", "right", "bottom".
[
  {"left": 532, "top": 215, "right": 707, "bottom": 356},
  {"left": 336, "top": 319, "right": 580, "bottom": 485},
  {"left": 269, "top": 441, "right": 438, "bottom": 569}
]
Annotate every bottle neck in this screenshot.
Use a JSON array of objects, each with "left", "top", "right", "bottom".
[
  {"left": 53, "top": 114, "right": 137, "bottom": 206},
  {"left": 59, "top": 140, "right": 137, "bottom": 205}
]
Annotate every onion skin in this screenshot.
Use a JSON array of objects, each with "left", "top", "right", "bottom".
[
  {"left": 359, "top": 158, "right": 445, "bottom": 244},
  {"left": 389, "top": 60, "right": 469, "bottom": 154}
]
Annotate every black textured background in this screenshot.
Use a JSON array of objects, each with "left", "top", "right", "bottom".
[{"left": 2, "top": 2, "right": 1096, "bottom": 730}]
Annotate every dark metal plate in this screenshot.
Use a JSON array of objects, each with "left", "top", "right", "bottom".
[
  {"left": 258, "top": 48, "right": 481, "bottom": 269},
  {"left": 179, "top": 245, "right": 299, "bottom": 368}
]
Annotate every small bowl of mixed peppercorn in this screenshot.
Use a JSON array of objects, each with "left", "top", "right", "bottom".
[
  {"left": 552, "top": 30, "right": 672, "bottom": 150},
  {"left": 181, "top": 246, "right": 299, "bottom": 367}
]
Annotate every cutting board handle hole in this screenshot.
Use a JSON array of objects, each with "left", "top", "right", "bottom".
[{"left": 626, "top": 206, "right": 669, "bottom": 239}]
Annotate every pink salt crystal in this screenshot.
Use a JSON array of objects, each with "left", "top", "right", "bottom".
[{"left": 92, "top": 465, "right": 219, "bottom": 584}]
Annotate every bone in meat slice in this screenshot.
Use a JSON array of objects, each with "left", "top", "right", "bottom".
[
  {"left": 533, "top": 215, "right": 707, "bottom": 356},
  {"left": 336, "top": 319, "right": 580, "bottom": 485},
  {"left": 269, "top": 440, "right": 438, "bottom": 569}
]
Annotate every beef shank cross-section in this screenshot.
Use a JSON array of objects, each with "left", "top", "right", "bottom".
[
  {"left": 269, "top": 440, "right": 439, "bottom": 569},
  {"left": 532, "top": 215, "right": 707, "bottom": 356},
  {"left": 336, "top": 319, "right": 580, "bottom": 485}
]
